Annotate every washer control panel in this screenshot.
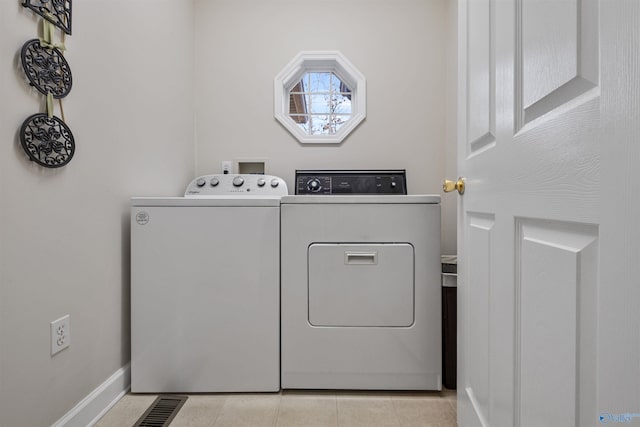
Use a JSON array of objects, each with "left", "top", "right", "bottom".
[
  {"left": 295, "top": 170, "right": 407, "bottom": 195},
  {"left": 185, "top": 174, "right": 288, "bottom": 196}
]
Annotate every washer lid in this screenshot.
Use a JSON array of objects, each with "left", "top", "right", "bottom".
[
  {"left": 131, "top": 196, "right": 282, "bottom": 207},
  {"left": 280, "top": 194, "right": 440, "bottom": 204}
]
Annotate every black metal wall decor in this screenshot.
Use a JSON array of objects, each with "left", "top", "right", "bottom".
[
  {"left": 20, "top": 113, "right": 75, "bottom": 168},
  {"left": 19, "top": 2, "right": 74, "bottom": 169},
  {"left": 22, "top": 0, "right": 72, "bottom": 35},
  {"left": 20, "top": 39, "right": 72, "bottom": 98}
]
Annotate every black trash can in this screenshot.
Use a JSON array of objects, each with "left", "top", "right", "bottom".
[{"left": 441, "top": 256, "right": 457, "bottom": 389}]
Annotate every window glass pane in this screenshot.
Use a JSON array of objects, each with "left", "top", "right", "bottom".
[
  {"left": 290, "top": 114, "right": 308, "bottom": 124},
  {"left": 309, "top": 94, "right": 330, "bottom": 114},
  {"left": 296, "top": 119, "right": 310, "bottom": 134},
  {"left": 333, "top": 94, "right": 352, "bottom": 115},
  {"left": 333, "top": 115, "right": 351, "bottom": 133},
  {"left": 289, "top": 92, "right": 307, "bottom": 115},
  {"left": 306, "top": 114, "right": 328, "bottom": 135},
  {"left": 288, "top": 71, "right": 355, "bottom": 136},
  {"left": 307, "top": 72, "right": 331, "bottom": 92},
  {"left": 290, "top": 80, "right": 305, "bottom": 93},
  {"left": 330, "top": 74, "right": 341, "bottom": 92}
]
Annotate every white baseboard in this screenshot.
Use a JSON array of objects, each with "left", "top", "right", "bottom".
[{"left": 52, "top": 363, "right": 131, "bottom": 427}]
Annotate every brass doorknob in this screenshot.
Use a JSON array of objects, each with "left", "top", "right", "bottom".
[{"left": 443, "top": 177, "right": 465, "bottom": 195}]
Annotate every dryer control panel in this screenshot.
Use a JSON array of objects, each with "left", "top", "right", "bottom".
[
  {"left": 295, "top": 170, "right": 407, "bottom": 195},
  {"left": 185, "top": 174, "right": 288, "bottom": 196}
]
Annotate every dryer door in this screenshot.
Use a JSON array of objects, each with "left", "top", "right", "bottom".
[{"left": 308, "top": 243, "right": 414, "bottom": 327}]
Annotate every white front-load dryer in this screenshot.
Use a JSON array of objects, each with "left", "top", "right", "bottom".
[
  {"left": 131, "top": 174, "right": 287, "bottom": 393},
  {"left": 281, "top": 170, "right": 441, "bottom": 390}
]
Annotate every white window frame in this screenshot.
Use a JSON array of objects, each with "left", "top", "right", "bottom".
[{"left": 274, "top": 51, "right": 366, "bottom": 144}]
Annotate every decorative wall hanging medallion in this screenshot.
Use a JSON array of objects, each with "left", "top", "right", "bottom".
[
  {"left": 20, "top": 113, "right": 75, "bottom": 168},
  {"left": 21, "top": 39, "right": 72, "bottom": 98},
  {"left": 22, "top": 0, "right": 72, "bottom": 35}
]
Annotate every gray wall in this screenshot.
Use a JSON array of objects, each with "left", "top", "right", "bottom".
[
  {"left": 193, "top": 0, "right": 449, "bottom": 198},
  {"left": 0, "top": 1, "right": 194, "bottom": 425},
  {"left": 443, "top": 0, "right": 458, "bottom": 255}
]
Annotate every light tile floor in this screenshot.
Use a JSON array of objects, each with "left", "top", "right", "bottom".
[{"left": 95, "top": 389, "right": 457, "bottom": 427}]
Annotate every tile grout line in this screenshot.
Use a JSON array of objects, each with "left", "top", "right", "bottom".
[
  {"left": 271, "top": 394, "right": 283, "bottom": 427},
  {"left": 447, "top": 396, "right": 458, "bottom": 417},
  {"left": 209, "top": 396, "right": 227, "bottom": 427},
  {"left": 389, "top": 396, "right": 403, "bottom": 427}
]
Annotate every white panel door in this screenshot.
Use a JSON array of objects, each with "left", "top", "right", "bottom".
[{"left": 457, "top": 1, "right": 640, "bottom": 426}]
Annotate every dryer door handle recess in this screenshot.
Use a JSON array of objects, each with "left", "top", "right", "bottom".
[{"left": 344, "top": 252, "right": 378, "bottom": 265}]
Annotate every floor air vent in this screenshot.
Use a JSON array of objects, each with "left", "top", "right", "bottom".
[{"left": 133, "top": 395, "right": 188, "bottom": 427}]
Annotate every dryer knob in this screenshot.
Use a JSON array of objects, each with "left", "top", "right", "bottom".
[
  {"left": 308, "top": 179, "right": 321, "bottom": 192},
  {"left": 196, "top": 178, "right": 206, "bottom": 187},
  {"left": 257, "top": 178, "right": 266, "bottom": 187},
  {"left": 232, "top": 176, "right": 245, "bottom": 187},
  {"left": 210, "top": 177, "right": 220, "bottom": 187},
  {"left": 390, "top": 181, "right": 397, "bottom": 188},
  {"left": 270, "top": 179, "right": 280, "bottom": 188}
]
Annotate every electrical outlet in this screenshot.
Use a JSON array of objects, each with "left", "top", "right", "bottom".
[
  {"left": 51, "top": 315, "right": 70, "bottom": 356},
  {"left": 221, "top": 161, "right": 232, "bottom": 174}
]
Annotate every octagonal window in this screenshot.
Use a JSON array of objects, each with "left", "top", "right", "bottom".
[{"left": 275, "top": 51, "right": 366, "bottom": 144}]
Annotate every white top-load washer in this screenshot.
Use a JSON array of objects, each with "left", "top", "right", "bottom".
[
  {"left": 131, "top": 174, "right": 287, "bottom": 393},
  {"left": 281, "top": 170, "right": 441, "bottom": 390}
]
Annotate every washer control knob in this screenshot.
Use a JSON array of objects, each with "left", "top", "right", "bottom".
[
  {"left": 270, "top": 179, "right": 280, "bottom": 188},
  {"left": 210, "top": 177, "right": 220, "bottom": 187},
  {"left": 232, "top": 176, "right": 244, "bottom": 187},
  {"left": 390, "top": 181, "right": 397, "bottom": 188},
  {"left": 196, "top": 178, "right": 206, "bottom": 187},
  {"left": 257, "top": 178, "right": 266, "bottom": 187}
]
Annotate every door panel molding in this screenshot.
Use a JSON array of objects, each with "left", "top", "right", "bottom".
[
  {"left": 466, "top": 0, "right": 496, "bottom": 156},
  {"left": 514, "top": 218, "right": 598, "bottom": 427},
  {"left": 465, "top": 212, "right": 496, "bottom": 426},
  {"left": 515, "top": 0, "right": 600, "bottom": 131}
]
